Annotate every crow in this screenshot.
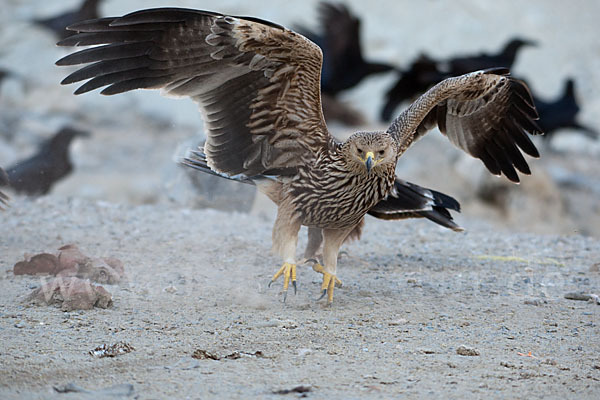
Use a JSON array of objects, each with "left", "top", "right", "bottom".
[
  {"left": 297, "top": 2, "right": 394, "bottom": 96},
  {"left": 534, "top": 78, "right": 598, "bottom": 141},
  {"left": 3, "top": 127, "right": 88, "bottom": 195},
  {"left": 0, "top": 69, "right": 12, "bottom": 86},
  {"left": 381, "top": 37, "right": 536, "bottom": 121},
  {"left": 439, "top": 37, "right": 537, "bottom": 75},
  {"left": 380, "top": 54, "right": 447, "bottom": 121},
  {"left": 33, "top": 0, "right": 102, "bottom": 40}
]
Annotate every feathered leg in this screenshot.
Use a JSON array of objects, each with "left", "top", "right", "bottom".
[
  {"left": 269, "top": 202, "right": 302, "bottom": 301},
  {"left": 317, "top": 227, "right": 354, "bottom": 303},
  {"left": 304, "top": 227, "right": 344, "bottom": 289}
]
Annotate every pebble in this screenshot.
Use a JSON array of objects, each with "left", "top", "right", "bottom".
[
  {"left": 297, "top": 348, "right": 313, "bottom": 357},
  {"left": 164, "top": 286, "right": 177, "bottom": 294},
  {"left": 254, "top": 319, "right": 298, "bottom": 329},
  {"left": 524, "top": 299, "right": 546, "bottom": 306},
  {"left": 456, "top": 345, "right": 480, "bottom": 356},
  {"left": 564, "top": 292, "right": 600, "bottom": 304}
]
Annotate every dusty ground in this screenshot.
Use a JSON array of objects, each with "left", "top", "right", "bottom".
[
  {"left": 1, "top": 197, "right": 599, "bottom": 399},
  {"left": 1, "top": 0, "right": 600, "bottom": 399}
]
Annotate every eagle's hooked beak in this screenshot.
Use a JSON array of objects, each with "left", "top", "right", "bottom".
[{"left": 364, "top": 151, "right": 374, "bottom": 174}]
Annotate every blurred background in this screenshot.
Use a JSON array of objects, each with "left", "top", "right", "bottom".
[{"left": 1, "top": 0, "right": 599, "bottom": 236}]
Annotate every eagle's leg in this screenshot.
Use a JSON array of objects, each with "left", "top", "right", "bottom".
[
  {"left": 269, "top": 262, "right": 297, "bottom": 301},
  {"left": 312, "top": 263, "right": 343, "bottom": 287},
  {"left": 269, "top": 209, "right": 301, "bottom": 301},
  {"left": 303, "top": 227, "right": 323, "bottom": 262},
  {"left": 317, "top": 227, "right": 353, "bottom": 303},
  {"left": 301, "top": 227, "right": 343, "bottom": 288}
]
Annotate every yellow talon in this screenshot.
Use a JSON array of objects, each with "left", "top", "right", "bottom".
[
  {"left": 269, "top": 262, "right": 297, "bottom": 300},
  {"left": 318, "top": 272, "right": 336, "bottom": 303},
  {"left": 312, "top": 263, "right": 342, "bottom": 287}
]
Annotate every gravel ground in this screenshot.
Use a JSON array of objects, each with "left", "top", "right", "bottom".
[{"left": 1, "top": 197, "right": 599, "bottom": 399}]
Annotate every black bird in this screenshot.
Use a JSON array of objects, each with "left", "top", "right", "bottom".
[
  {"left": 0, "top": 69, "right": 12, "bottom": 86},
  {"left": 3, "top": 127, "right": 88, "bottom": 195},
  {"left": 33, "top": 0, "right": 102, "bottom": 40},
  {"left": 380, "top": 54, "right": 447, "bottom": 121},
  {"left": 0, "top": 168, "right": 8, "bottom": 210},
  {"left": 440, "top": 37, "right": 537, "bottom": 75},
  {"left": 381, "top": 37, "right": 536, "bottom": 121},
  {"left": 534, "top": 78, "right": 598, "bottom": 141},
  {"left": 297, "top": 2, "right": 394, "bottom": 96}
]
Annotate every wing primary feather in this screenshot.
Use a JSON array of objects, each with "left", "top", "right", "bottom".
[
  {"left": 56, "top": 42, "right": 153, "bottom": 66},
  {"left": 485, "top": 140, "right": 520, "bottom": 182},
  {"left": 493, "top": 131, "right": 531, "bottom": 175}
]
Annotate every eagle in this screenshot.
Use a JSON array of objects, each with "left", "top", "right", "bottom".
[{"left": 56, "top": 8, "right": 542, "bottom": 303}]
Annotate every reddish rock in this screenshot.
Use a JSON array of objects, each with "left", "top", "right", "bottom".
[
  {"left": 14, "top": 244, "right": 125, "bottom": 284},
  {"left": 57, "top": 244, "right": 90, "bottom": 272},
  {"left": 13, "top": 253, "right": 60, "bottom": 275},
  {"left": 103, "top": 257, "right": 124, "bottom": 277},
  {"left": 27, "top": 277, "right": 112, "bottom": 311},
  {"left": 76, "top": 258, "right": 124, "bottom": 284}
]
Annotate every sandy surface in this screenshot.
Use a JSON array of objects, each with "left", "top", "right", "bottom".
[
  {"left": 1, "top": 197, "right": 599, "bottom": 399},
  {"left": 1, "top": 0, "right": 600, "bottom": 399}
]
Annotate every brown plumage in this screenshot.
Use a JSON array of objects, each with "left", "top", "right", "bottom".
[{"left": 57, "top": 8, "right": 542, "bottom": 303}]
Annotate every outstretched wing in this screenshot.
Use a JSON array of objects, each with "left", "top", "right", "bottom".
[
  {"left": 387, "top": 68, "right": 542, "bottom": 183},
  {"left": 57, "top": 8, "right": 331, "bottom": 176}
]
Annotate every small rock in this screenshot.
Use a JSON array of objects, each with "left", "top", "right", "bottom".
[
  {"left": 54, "top": 383, "right": 134, "bottom": 396},
  {"left": 297, "top": 348, "right": 313, "bottom": 357},
  {"left": 273, "top": 385, "right": 312, "bottom": 395},
  {"left": 191, "top": 349, "right": 266, "bottom": 360},
  {"left": 456, "top": 345, "right": 480, "bottom": 356},
  {"left": 57, "top": 244, "right": 89, "bottom": 272},
  {"left": 13, "top": 245, "right": 125, "bottom": 284},
  {"left": 89, "top": 342, "right": 134, "bottom": 358},
  {"left": 191, "top": 349, "right": 220, "bottom": 360},
  {"left": 14, "top": 253, "right": 60, "bottom": 275},
  {"left": 27, "top": 277, "right": 112, "bottom": 311},
  {"left": 255, "top": 320, "right": 280, "bottom": 328},
  {"left": 565, "top": 292, "right": 600, "bottom": 304},
  {"left": 524, "top": 299, "right": 546, "bottom": 306},
  {"left": 254, "top": 319, "right": 297, "bottom": 329},
  {"left": 388, "top": 318, "right": 408, "bottom": 326},
  {"left": 500, "top": 361, "right": 518, "bottom": 369},
  {"left": 74, "top": 257, "right": 124, "bottom": 284},
  {"left": 280, "top": 319, "right": 298, "bottom": 329},
  {"left": 164, "top": 286, "right": 177, "bottom": 294},
  {"left": 224, "top": 351, "right": 265, "bottom": 360}
]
